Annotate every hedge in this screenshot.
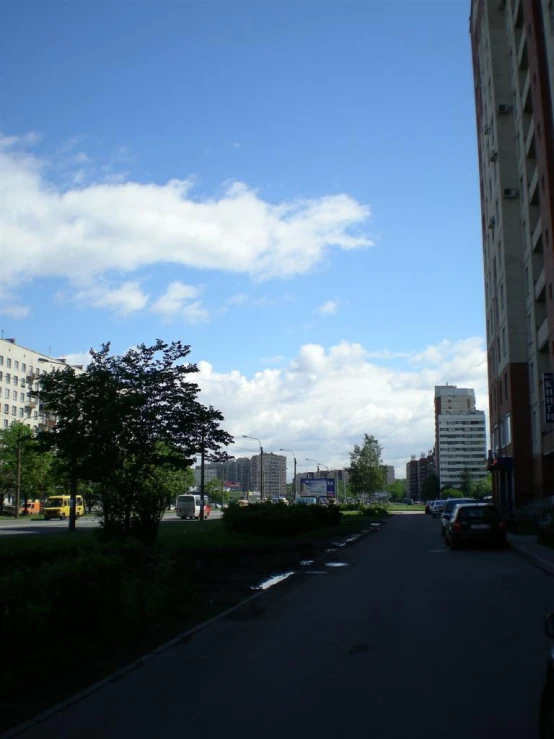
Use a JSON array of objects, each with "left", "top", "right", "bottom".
[{"left": 223, "top": 501, "right": 341, "bottom": 536}]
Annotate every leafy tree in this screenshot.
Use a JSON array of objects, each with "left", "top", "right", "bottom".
[
  {"left": 205, "top": 478, "right": 230, "bottom": 506},
  {"left": 349, "top": 435, "right": 386, "bottom": 500},
  {"left": 33, "top": 340, "right": 233, "bottom": 542},
  {"left": 460, "top": 468, "right": 473, "bottom": 498},
  {"left": 422, "top": 473, "right": 440, "bottom": 501},
  {"left": 440, "top": 487, "right": 464, "bottom": 500},
  {"left": 0, "top": 422, "right": 56, "bottom": 514},
  {"left": 385, "top": 478, "right": 406, "bottom": 502},
  {"left": 472, "top": 474, "right": 492, "bottom": 500}
]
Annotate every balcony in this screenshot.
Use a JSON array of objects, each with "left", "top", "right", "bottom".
[
  {"left": 518, "top": 31, "right": 528, "bottom": 70},
  {"left": 535, "top": 268, "right": 546, "bottom": 302},
  {"left": 522, "top": 70, "right": 532, "bottom": 113},
  {"left": 525, "top": 119, "right": 536, "bottom": 158},
  {"left": 532, "top": 217, "right": 543, "bottom": 252},
  {"left": 529, "top": 166, "right": 539, "bottom": 204},
  {"left": 538, "top": 317, "right": 549, "bottom": 351}
]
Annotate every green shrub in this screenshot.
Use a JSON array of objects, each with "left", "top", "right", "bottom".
[
  {"left": 359, "top": 504, "right": 390, "bottom": 518},
  {"left": 223, "top": 502, "right": 341, "bottom": 536}
]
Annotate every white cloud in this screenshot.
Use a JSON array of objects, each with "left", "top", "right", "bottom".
[
  {"left": 261, "top": 355, "right": 286, "bottom": 364},
  {"left": 59, "top": 350, "right": 92, "bottom": 367},
  {"left": 1, "top": 301, "right": 30, "bottom": 320},
  {"left": 0, "top": 135, "right": 373, "bottom": 305},
  {"left": 73, "top": 281, "right": 149, "bottom": 317},
  {"left": 229, "top": 293, "right": 249, "bottom": 305},
  {"left": 193, "top": 337, "right": 488, "bottom": 479},
  {"left": 317, "top": 298, "right": 340, "bottom": 315},
  {"left": 150, "top": 282, "right": 208, "bottom": 324}
]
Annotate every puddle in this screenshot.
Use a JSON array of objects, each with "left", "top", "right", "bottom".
[
  {"left": 344, "top": 535, "right": 361, "bottom": 544},
  {"left": 300, "top": 560, "right": 315, "bottom": 566},
  {"left": 325, "top": 562, "right": 350, "bottom": 568},
  {"left": 325, "top": 548, "right": 338, "bottom": 554},
  {"left": 250, "top": 571, "right": 295, "bottom": 591},
  {"left": 303, "top": 570, "right": 328, "bottom": 575},
  {"left": 332, "top": 541, "right": 347, "bottom": 548}
]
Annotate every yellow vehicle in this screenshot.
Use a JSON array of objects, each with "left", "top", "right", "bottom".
[{"left": 43, "top": 495, "right": 85, "bottom": 520}]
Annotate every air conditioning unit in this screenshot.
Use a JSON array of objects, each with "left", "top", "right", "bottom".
[
  {"left": 498, "top": 103, "right": 512, "bottom": 114},
  {"left": 488, "top": 217, "right": 496, "bottom": 230},
  {"left": 503, "top": 188, "right": 519, "bottom": 198},
  {"left": 490, "top": 151, "right": 498, "bottom": 162}
]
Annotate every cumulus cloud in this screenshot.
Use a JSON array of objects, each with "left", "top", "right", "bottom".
[
  {"left": 150, "top": 281, "right": 207, "bottom": 323},
  {"left": 193, "top": 337, "right": 488, "bottom": 478},
  {"left": 72, "top": 281, "right": 149, "bottom": 317},
  {"left": 0, "top": 135, "right": 373, "bottom": 311},
  {"left": 317, "top": 298, "right": 340, "bottom": 315}
]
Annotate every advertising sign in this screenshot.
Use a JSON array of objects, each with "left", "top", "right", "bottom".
[
  {"left": 300, "top": 478, "right": 336, "bottom": 498},
  {"left": 545, "top": 373, "right": 554, "bottom": 424}
]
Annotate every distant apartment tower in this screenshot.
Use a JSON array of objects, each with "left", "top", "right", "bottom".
[
  {"left": 251, "top": 453, "right": 286, "bottom": 498},
  {"left": 0, "top": 337, "right": 84, "bottom": 432},
  {"left": 384, "top": 465, "right": 395, "bottom": 486},
  {"left": 471, "top": 0, "right": 554, "bottom": 509},
  {"left": 435, "top": 386, "right": 488, "bottom": 489},
  {"left": 406, "top": 452, "right": 435, "bottom": 499}
]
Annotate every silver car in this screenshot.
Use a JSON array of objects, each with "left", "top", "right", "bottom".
[
  {"left": 440, "top": 498, "right": 474, "bottom": 537},
  {"left": 431, "top": 500, "right": 445, "bottom": 518}
]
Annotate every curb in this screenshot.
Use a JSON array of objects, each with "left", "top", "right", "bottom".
[
  {"left": 2, "top": 522, "right": 380, "bottom": 738},
  {"left": 508, "top": 539, "right": 554, "bottom": 578}
]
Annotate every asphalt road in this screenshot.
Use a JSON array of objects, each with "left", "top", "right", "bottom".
[
  {"left": 0, "top": 510, "right": 223, "bottom": 536},
  {"left": 13, "top": 513, "right": 551, "bottom": 738}
]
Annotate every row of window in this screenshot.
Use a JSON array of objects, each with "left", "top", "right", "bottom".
[
  {"left": 0, "top": 373, "right": 34, "bottom": 388},
  {"left": 0, "top": 357, "right": 45, "bottom": 374},
  {"left": 2, "top": 404, "right": 39, "bottom": 419},
  {"left": 3, "top": 390, "right": 28, "bottom": 402}
]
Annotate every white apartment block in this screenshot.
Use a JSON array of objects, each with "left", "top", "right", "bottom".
[
  {"left": 0, "top": 338, "right": 84, "bottom": 432},
  {"left": 435, "top": 385, "right": 488, "bottom": 489},
  {"left": 251, "top": 453, "right": 287, "bottom": 498}
]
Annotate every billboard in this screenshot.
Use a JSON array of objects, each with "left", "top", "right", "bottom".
[{"left": 300, "top": 478, "right": 336, "bottom": 498}]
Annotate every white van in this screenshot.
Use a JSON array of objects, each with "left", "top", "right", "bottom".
[{"left": 176, "top": 494, "right": 211, "bottom": 520}]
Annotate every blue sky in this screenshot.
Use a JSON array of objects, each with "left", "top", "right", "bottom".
[{"left": 1, "top": 0, "right": 487, "bottom": 475}]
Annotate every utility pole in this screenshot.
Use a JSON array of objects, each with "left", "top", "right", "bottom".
[{"left": 260, "top": 446, "right": 264, "bottom": 501}]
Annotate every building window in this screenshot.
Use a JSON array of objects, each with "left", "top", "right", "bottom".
[
  {"left": 502, "top": 327, "right": 506, "bottom": 356},
  {"left": 13, "top": 376, "right": 18, "bottom": 386},
  {"left": 0, "top": 356, "right": 3, "bottom": 366},
  {"left": 2, "top": 419, "right": 7, "bottom": 428},
  {"left": 4, "top": 374, "right": 9, "bottom": 385},
  {"left": 21, "top": 363, "right": 26, "bottom": 372},
  {"left": 11, "top": 406, "right": 16, "bottom": 416},
  {"left": 14, "top": 360, "right": 19, "bottom": 370},
  {"left": 533, "top": 410, "right": 538, "bottom": 445},
  {"left": 0, "top": 371, "right": 2, "bottom": 382},
  {"left": 4, "top": 389, "right": 9, "bottom": 399},
  {"left": 19, "top": 393, "right": 24, "bottom": 403},
  {"left": 3, "top": 404, "right": 8, "bottom": 414},
  {"left": 20, "top": 379, "right": 25, "bottom": 388},
  {"left": 6, "top": 359, "right": 11, "bottom": 369},
  {"left": 530, "top": 362, "right": 535, "bottom": 393},
  {"left": 19, "top": 408, "right": 24, "bottom": 418},
  {"left": 12, "top": 390, "right": 17, "bottom": 400},
  {"left": 499, "top": 282, "right": 504, "bottom": 311},
  {"left": 33, "top": 411, "right": 38, "bottom": 420},
  {"left": 504, "top": 372, "right": 508, "bottom": 400}
]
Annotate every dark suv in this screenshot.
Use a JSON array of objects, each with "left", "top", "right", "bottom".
[
  {"left": 440, "top": 498, "right": 474, "bottom": 537},
  {"left": 444, "top": 503, "right": 507, "bottom": 549}
]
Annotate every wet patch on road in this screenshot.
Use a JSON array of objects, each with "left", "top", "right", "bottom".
[{"left": 325, "top": 562, "right": 350, "bottom": 568}]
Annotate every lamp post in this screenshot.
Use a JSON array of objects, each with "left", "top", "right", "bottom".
[
  {"left": 279, "top": 448, "right": 297, "bottom": 501},
  {"left": 243, "top": 435, "right": 264, "bottom": 501},
  {"left": 305, "top": 458, "right": 324, "bottom": 474}
]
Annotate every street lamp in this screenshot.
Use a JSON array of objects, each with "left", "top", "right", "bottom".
[
  {"left": 279, "top": 448, "right": 297, "bottom": 501},
  {"left": 243, "top": 435, "right": 264, "bottom": 501},
  {"left": 305, "top": 458, "right": 324, "bottom": 474}
]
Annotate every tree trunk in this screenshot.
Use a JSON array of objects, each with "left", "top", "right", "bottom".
[{"left": 69, "top": 471, "right": 77, "bottom": 532}]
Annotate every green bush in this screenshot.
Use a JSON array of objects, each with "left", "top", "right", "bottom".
[
  {"left": 359, "top": 504, "right": 390, "bottom": 518},
  {"left": 223, "top": 502, "right": 341, "bottom": 536}
]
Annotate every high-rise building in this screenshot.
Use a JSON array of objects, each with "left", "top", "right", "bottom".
[
  {"left": 251, "top": 453, "right": 286, "bottom": 498},
  {"left": 406, "top": 452, "right": 435, "bottom": 499},
  {"left": 435, "top": 386, "right": 488, "bottom": 490},
  {"left": 0, "top": 337, "right": 84, "bottom": 432},
  {"left": 470, "top": 0, "right": 554, "bottom": 509}
]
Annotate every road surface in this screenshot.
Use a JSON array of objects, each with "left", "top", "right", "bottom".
[
  {"left": 12, "top": 513, "right": 550, "bottom": 738},
  {"left": 0, "top": 510, "right": 223, "bottom": 536}
]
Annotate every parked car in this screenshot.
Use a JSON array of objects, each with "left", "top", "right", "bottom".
[
  {"left": 540, "top": 613, "right": 554, "bottom": 738},
  {"left": 444, "top": 503, "right": 507, "bottom": 549},
  {"left": 440, "top": 498, "right": 475, "bottom": 537},
  {"left": 431, "top": 500, "right": 445, "bottom": 518},
  {"left": 425, "top": 501, "right": 435, "bottom": 515}
]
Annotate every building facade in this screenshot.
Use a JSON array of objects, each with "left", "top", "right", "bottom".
[
  {"left": 0, "top": 338, "right": 84, "bottom": 432},
  {"left": 435, "top": 386, "right": 488, "bottom": 490},
  {"left": 251, "top": 453, "right": 286, "bottom": 498},
  {"left": 406, "top": 452, "right": 436, "bottom": 499},
  {"left": 471, "top": 0, "right": 554, "bottom": 509}
]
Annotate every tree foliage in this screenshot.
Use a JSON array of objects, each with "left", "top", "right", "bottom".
[
  {"left": 32, "top": 340, "right": 233, "bottom": 542},
  {"left": 348, "top": 434, "right": 386, "bottom": 498},
  {"left": 472, "top": 473, "right": 492, "bottom": 500},
  {"left": 460, "top": 468, "right": 473, "bottom": 498},
  {"left": 385, "top": 478, "right": 406, "bottom": 502},
  {"left": 440, "top": 487, "right": 464, "bottom": 499},
  {"left": 422, "top": 473, "right": 440, "bottom": 501}
]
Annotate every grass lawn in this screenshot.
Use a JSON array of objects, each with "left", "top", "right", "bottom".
[
  {"left": 1, "top": 511, "right": 377, "bottom": 732},
  {"left": 388, "top": 504, "right": 425, "bottom": 512}
]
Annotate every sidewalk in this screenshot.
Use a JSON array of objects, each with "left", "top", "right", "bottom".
[{"left": 508, "top": 532, "right": 554, "bottom": 577}]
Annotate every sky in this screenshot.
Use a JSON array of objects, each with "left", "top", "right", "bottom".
[{"left": 0, "top": 0, "right": 488, "bottom": 478}]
